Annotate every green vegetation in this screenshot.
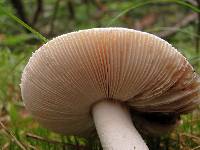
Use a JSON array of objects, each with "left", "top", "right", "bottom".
[{"left": 0, "top": 0, "right": 200, "bottom": 149}]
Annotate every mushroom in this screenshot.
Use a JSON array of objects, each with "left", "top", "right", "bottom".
[{"left": 20, "top": 28, "right": 200, "bottom": 150}]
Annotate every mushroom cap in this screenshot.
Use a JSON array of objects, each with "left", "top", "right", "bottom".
[{"left": 21, "top": 28, "right": 200, "bottom": 136}]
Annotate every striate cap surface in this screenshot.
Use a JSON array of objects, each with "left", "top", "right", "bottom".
[{"left": 21, "top": 28, "right": 200, "bottom": 136}]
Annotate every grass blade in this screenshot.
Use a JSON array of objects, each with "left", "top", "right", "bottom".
[
  {"left": 0, "top": 4, "right": 48, "bottom": 43},
  {"left": 107, "top": 0, "right": 200, "bottom": 26}
]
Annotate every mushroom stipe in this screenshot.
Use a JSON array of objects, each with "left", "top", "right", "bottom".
[{"left": 21, "top": 28, "right": 200, "bottom": 150}]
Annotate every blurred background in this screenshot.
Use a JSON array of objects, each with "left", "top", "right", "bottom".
[{"left": 0, "top": 0, "right": 200, "bottom": 149}]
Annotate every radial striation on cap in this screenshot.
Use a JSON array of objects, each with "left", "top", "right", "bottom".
[{"left": 21, "top": 28, "right": 200, "bottom": 136}]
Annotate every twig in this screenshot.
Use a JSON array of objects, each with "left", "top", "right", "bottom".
[
  {"left": 26, "top": 143, "right": 38, "bottom": 150},
  {"left": 9, "top": 0, "right": 29, "bottom": 24},
  {"left": 2, "top": 142, "right": 9, "bottom": 150},
  {"left": 157, "top": 13, "right": 198, "bottom": 38},
  {"left": 0, "top": 116, "right": 9, "bottom": 122},
  {"left": 192, "top": 145, "right": 200, "bottom": 150},
  {"left": 0, "top": 121, "right": 27, "bottom": 150},
  {"left": 48, "top": 0, "right": 61, "bottom": 36},
  {"left": 67, "top": 0, "right": 75, "bottom": 19},
  {"left": 26, "top": 133, "right": 86, "bottom": 149},
  {"left": 9, "top": 0, "right": 31, "bottom": 33},
  {"left": 32, "top": 0, "right": 43, "bottom": 26}
]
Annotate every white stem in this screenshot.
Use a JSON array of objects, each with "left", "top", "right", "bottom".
[{"left": 92, "top": 101, "right": 149, "bottom": 150}]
